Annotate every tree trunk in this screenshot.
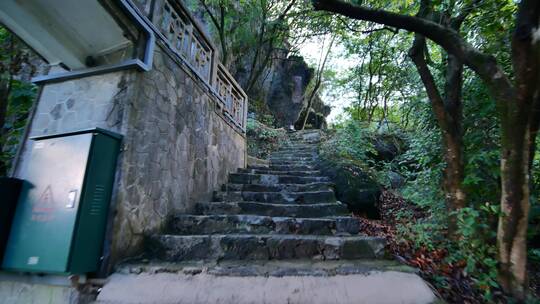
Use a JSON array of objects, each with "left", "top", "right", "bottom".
[
  {"left": 497, "top": 1, "right": 540, "bottom": 298},
  {"left": 299, "top": 36, "right": 334, "bottom": 130},
  {"left": 409, "top": 34, "right": 466, "bottom": 239},
  {"left": 198, "top": 1, "right": 228, "bottom": 65},
  {"left": 528, "top": 95, "right": 540, "bottom": 171},
  {"left": 443, "top": 131, "right": 466, "bottom": 236},
  {"left": 497, "top": 122, "right": 531, "bottom": 300},
  {"left": 442, "top": 53, "right": 466, "bottom": 237}
]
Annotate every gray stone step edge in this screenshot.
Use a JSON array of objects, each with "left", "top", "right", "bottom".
[
  {"left": 147, "top": 234, "right": 387, "bottom": 261},
  {"left": 167, "top": 214, "right": 360, "bottom": 236}
]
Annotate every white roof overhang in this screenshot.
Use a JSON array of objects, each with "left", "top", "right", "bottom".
[{"left": 0, "top": 0, "right": 131, "bottom": 70}]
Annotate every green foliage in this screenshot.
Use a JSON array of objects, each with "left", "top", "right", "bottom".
[
  {"left": 531, "top": 249, "right": 540, "bottom": 263},
  {"left": 0, "top": 26, "right": 39, "bottom": 175},
  {"left": 321, "top": 120, "right": 376, "bottom": 171},
  {"left": 324, "top": 15, "right": 512, "bottom": 296},
  {"left": 534, "top": 140, "right": 540, "bottom": 194},
  {"left": 246, "top": 118, "right": 285, "bottom": 158},
  {"left": 453, "top": 205, "right": 500, "bottom": 299},
  {"left": 461, "top": 75, "right": 501, "bottom": 206},
  {"left": 187, "top": 0, "right": 308, "bottom": 96},
  {"left": 388, "top": 80, "right": 503, "bottom": 299},
  {"left": 0, "top": 80, "right": 37, "bottom": 172},
  {"left": 337, "top": 27, "right": 419, "bottom": 128},
  {"left": 396, "top": 215, "right": 446, "bottom": 251},
  {"left": 247, "top": 118, "right": 280, "bottom": 140}
]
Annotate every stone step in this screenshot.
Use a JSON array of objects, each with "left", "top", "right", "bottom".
[
  {"left": 195, "top": 201, "right": 349, "bottom": 217},
  {"left": 98, "top": 260, "right": 435, "bottom": 304},
  {"left": 223, "top": 182, "right": 334, "bottom": 193},
  {"left": 148, "top": 234, "right": 386, "bottom": 261},
  {"left": 280, "top": 141, "right": 318, "bottom": 146},
  {"left": 288, "top": 133, "right": 321, "bottom": 139},
  {"left": 270, "top": 151, "right": 318, "bottom": 157},
  {"left": 115, "top": 259, "right": 415, "bottom": 278},
  {"left": 214, "top": 190, "right": 336, "bottom": 204},
  {"left": 274, "top": 151, "right": 317, "bottom": 156},
  {"left": 168, "top": 215, "right": 360, "bottom": 236},
  {"left": 271, "top": 152, "right": 318, "bottom": 157},
  {"left": 286, "top": 139, "right": 320, "bottom": 145},
  {"left": 276, "top": 148, "right": 317, "bottom": 153},
  {"left": 269, "top": 156, "right": 318, "bottom": 162},
  {"left": 276, "top": 147, "right": 318, "bottom": 152},
  {"left": 248, "top": 164, "right": 317, "bottom": 171},
  {"left": 269, "top": 160, "right": 318, "bottom": 166},
  {"left": 268, "top": 154, "right": 319, "bottom": 161},
  {"left": 280, "top": 142, "right": 318, "bottom": 146},
  {"left": 269, "top": 158, "right": 318, "bottom": 163},
  {"left": 279, "top": 144, "right": 318, "bottom": 149},
  {"left": 239, "top": 168, "right": 321, "bottom": 176},
  {"left": 290, "top": 130, "right": 321, "bottom": 135},
  {"left": 229, "top": 173, "right": 328, "bottom": 185}
]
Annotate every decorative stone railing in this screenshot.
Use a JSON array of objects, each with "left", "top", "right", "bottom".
[
  {"left": 131, "top": 0, "right": 247, "bottom": 132},
  {"left": 214, "top": 63, "right": 248, "bottom": 130}
]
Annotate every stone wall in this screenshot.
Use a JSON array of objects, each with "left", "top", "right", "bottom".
[
  {"left": 13, "top": 69, "right": 131, "bottom": 177},
  {"left": 13, "top": 42, "right": 246, "bottom": 268},
  {"left": 111, "top": 46, "right": 246, "bottom": 263}
]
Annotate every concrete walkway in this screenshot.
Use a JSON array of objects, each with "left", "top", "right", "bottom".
[{"left": 96, "top": 270, "right": 436, "bottom": 304}]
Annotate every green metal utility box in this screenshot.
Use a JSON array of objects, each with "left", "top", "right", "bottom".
[{"left": 2, "top": 128, "right": 121, "bottom": 274}]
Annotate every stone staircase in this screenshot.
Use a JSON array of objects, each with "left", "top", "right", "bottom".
[
  {"left": 96, "top": 130, "right": 436, "bottom": 304},
  {"left": 147, "top": 130, "right": 384, "bottom": 262}
]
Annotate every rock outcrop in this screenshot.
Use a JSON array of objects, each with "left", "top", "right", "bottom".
[
  {"left": 266, "top": 56, "right": 314, "bottom": 127},
  {"left": 371, "top": 132, "right": 407, "bottom": 162},
  {"left": 318, "top": 159, "right": 382, "bottom": 219},
  {"left": 294, "top": 95, "right": 332, "bottom": 130}
]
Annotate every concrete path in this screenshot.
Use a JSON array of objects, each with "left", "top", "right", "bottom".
[{"left": 96, "top": 270, "right": 436, "bottom": 304}]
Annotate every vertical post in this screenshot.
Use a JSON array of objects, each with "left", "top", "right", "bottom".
[
  {"left": 152, "top": 0, "right": 165, "bottom": 29},
  {"left": 242, "top": 95, "right": 248, "bottom": 131},
  {"left": 210, "top": 51, "right": 219, "bottom": 87},
  {"left": 186, "top": 24, "right": 193, "bottom": 62}
]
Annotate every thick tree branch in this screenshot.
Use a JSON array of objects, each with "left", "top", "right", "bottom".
[
  {"left": 219, "top": 3, "right": 227, "bottom": 64},
  {"left": 408, "top": 35, "right": 447, "bottom": 130},
  {"left": 313, "top": 0, "right": 463, "bottom": 55},
  {"left": 198, "top": 0, "right": 229, "bottom": 64},
  {"left": 198, "top": 0, "right": 221, "bottom": 32},
  {"left": 336, "top": 17, "right": 397, "bottom": 34},
  {"left": 312, "top": 0, "right": 515, "bottom": 107}
]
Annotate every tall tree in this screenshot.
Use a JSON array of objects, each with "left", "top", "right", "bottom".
[
  {"left": 312, "top": 0, "right": 540, "bottom": 299},
  {"left": 196, "top": 0, "right": 298, "bottom": 96},
  {"left": 406, "top": 0, "right": 481, "bottom": 239},
  {"left": 197, "top": 0, "right": 244, "bottom": 66},
  {"left": 299, "top": 35, "right": 334, "bottom": 130}
]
